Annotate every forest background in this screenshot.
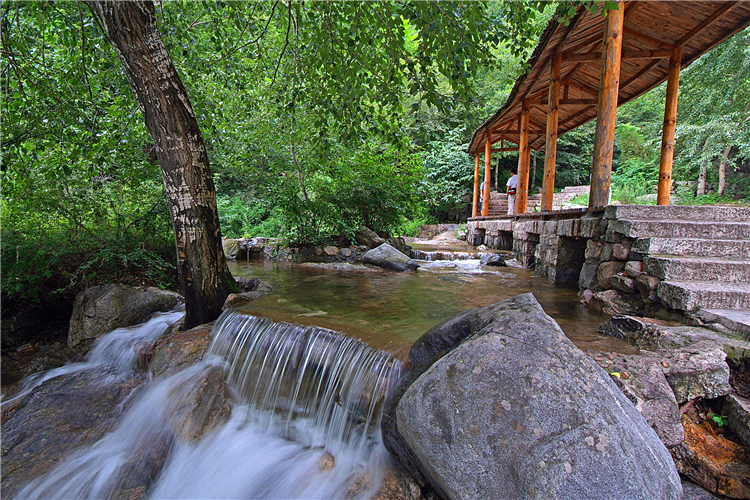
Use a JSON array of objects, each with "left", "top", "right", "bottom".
[{"left": 2, "top": 1, "right": 749, "bottom": 319}]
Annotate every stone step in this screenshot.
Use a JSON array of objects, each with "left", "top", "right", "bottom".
[
  {"left": 697, "top": 309, "right": 750, "bottom": 338},
  {"left": 632, "top": 237, "right": 749, "bottom": 259},
  {"left": 658, "top": 280, "right": 750, "bottom": 312},
  {"left": 645, "top": 256, "right": 750, "bottom": 283},
  {"left": 605, "top": 205, "right": 750, "bottom": 222},
  {"left": 608, "top": 219, "right": 750, "bottom": 240}
]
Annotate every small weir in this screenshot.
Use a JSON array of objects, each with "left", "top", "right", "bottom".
[
  {"left": 15, "top": 310, "right": 402, "bottom": 499},
  {"left": 410, "top": 249, "right": 475, "bottom": 261},
  {"left": 209, "top": 310, "right": 402, "bottom": 455}
]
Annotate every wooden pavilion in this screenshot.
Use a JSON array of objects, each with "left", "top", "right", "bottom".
[{"left": 467, "top": 1, "right": 750, "bottom": 218}]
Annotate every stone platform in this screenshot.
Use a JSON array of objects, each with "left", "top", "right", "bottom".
[{"left": 467, "top": 205, "right": 750, "bottom": 323}]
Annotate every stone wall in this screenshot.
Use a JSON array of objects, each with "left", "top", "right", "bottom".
[
  {"left": 223, "top": 237, "right": 411, "bottom": 264},
  {"left": 466, "top": 209, "right": 679, "bottom": 316}
]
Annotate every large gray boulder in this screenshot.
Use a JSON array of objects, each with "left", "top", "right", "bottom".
[
  {"left": 383, "top": 294, "right": 681, "bottom": 500},
  {"left": 68, "top": 284, "right": 181, "bottom": 348},
  {"left": 363, "top": 243, "right": 419, "bottom": 272},
  {"left": 354, "top": 226, "right": 385, "bottom": 249}
]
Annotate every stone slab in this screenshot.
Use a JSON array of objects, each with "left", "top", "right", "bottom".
[
  {"left": 604, "top": 205, "right": 750, "bottom": 222},
  {"left": 645, "top": 256, "right": 750, "bottom": 283},
  {"left": 658, "top": 281, "right": 750, "bottom": 312},
  {"left": 697, "top": 309, "right": 750, "bottom": 339},
  {"left": 632, "top": 238, "right": 749, "bottom": 259},
  {"left": 721, "top": 394, "right": 750, "bottom": 450},
  {"left": 609, "top": 220, "right": 750, "bottom": 240}
]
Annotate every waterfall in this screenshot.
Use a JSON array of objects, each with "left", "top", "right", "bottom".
[
  {"left": 14, "top": 310, "right": 402, "bottom": 499},
  {"left": 411, "top": 249, "right": 475, "bottom": 261},
  {"left": 207, "top": 310, "right": 401, "bottom": 459}
]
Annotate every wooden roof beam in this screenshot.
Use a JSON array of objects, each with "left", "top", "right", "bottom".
[
  {"left": 676, "top": 2, "right": 738, "bottom": 48},
  {"left": 563, "top": 78, "right": 599, "bottom": 98},
  {"left": 622, "top": 26, "right": 671, "bottom": 49},
  {"left": 562, "top": 49, "right": 673, "bottom": 62},
  {"left": 530, "top": 98, "right": 599, "bottom": 106}
]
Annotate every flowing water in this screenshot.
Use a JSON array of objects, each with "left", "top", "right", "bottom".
[
  {"left": 13, "top": 310, "right": 400, "bottom": 500},
  {"left": 9, "top": 249, "right": 635, "bottom": 499},
  {"left": 226, "top": 254, "right": 635, "bottom": 360}
]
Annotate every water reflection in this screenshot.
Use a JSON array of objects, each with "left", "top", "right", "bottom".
[{"left": 226, "top": 258, "right": 635, "bottom": 359}]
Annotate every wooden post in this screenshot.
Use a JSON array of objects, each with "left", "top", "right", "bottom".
[
  {"left": 482, "top": 130, "right": 492, "bottom": 216},
  {"left": 657, "top": 46, "right": 682, "bottom": 205},
  {"left": 516, "top": 101, "right": 531, "bottom": 214},
  {"left": 589, "top": 2, "right": 624, "bottom": 209},
  {"left": 542, "top": 52, "right": 562, "bottom": 211},
  {"left": 472, "top": 153, "right": 480, "bottom": 217}
]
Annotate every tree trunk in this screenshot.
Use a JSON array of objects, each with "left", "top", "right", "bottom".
[
  {"left": 696, "top": 135, "right": 710, "bottom": 196},
  {"left": 718, "top": 145, "right": 732, "bottom": 195},
  {"left": 86, "top": 1, "right": 236, "bottom": 329}
]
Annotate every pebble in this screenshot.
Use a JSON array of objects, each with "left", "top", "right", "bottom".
[
  {"left": 605, "top": 354, "right": 614, "bottom": 360},
  {"left": 621, "top": 371, "right": 630, "bottom": 380},
  {"left": 661, "top": 361, "right": 669, "bottom": 368}
]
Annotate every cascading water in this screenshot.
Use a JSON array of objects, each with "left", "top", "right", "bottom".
[
  {"left": 2, "top": 308, "right": 186, "bottom": 412},
  {"left": 411, "top": 249, "right": 475, "bottom": 261},
  {"left": 13, "top": 309, "right": 402, "bottom": 500}
]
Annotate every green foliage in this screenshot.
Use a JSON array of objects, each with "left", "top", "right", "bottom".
[
  {"left": 271, "top": 145, "right": 423, "bottom": 244},
  {"left": 710, "top": 413, "right": 728, "bottom": 427},
  {"left": 420, "top": 128, "right": 475, "bottom": 219}
]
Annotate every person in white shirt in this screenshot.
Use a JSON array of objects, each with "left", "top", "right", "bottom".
[{"left": 506, "top": 169, "right": 518, "bottom": 215}]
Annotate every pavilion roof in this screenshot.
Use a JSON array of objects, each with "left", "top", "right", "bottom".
[{"left": 467, "top": 1, "right": 750, "bottom": 155}]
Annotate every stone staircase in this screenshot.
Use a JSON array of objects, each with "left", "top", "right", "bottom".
[
  {"left": 606, "top": 205, "right": 750, "bottom": 312},
  {"left": 485, "top": 185, "right": 590, "bottom": 216}
]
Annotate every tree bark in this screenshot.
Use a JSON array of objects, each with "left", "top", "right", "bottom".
[
  {"left": 696, "top": 135, "right": 710, "bottom": 196},
  {"left": 86, "top": 1, "right": 236, "bottom": 329},
  {"left": 718, "top": 145, "right": 732, "bottom": 195}
]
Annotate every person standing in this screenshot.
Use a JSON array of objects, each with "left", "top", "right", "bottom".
[{"left": 506, "top": 169, "right": 518, "bottom": 215}]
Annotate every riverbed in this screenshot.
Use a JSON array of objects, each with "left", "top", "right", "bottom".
[{"left": 226, "top": 254, "right": 635, "bottom": 361}]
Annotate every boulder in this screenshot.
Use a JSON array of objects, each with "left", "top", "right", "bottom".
[
  {"left": 223, "top": 292, "right": 263, "bottom": 309},
  {"left": 662, "top": 341, "right": 731, "bottom": 404},
  {"left": 624, "top": 261, "right": 644, "bottom": 278},
  {"left": 323, "top": 245, "right": 339, "bottom": 256},
  {"left": 671, "top": 407, "right": 750, "bottom": 499},
  {"left": 613, "top": 243, "right": 630, "bottom": 261},
  {"left": 479, "top": 253, "right": 507, "bottom": 267},
  {"left": 1, "top": 368, "right": 143, "bottom": 499},
  {"left": 363, "top": 244, "right": 420, "bottom": 272},
  {"left": 222, "top": 238, "right": 240, "bottom": 260},
  {"left": 634, "top": 274, "right": 661, "bottom": 301},
  {"left": 383, "top": 294, "right": 681, "bottom": 500},
  {"left": 589, "top": 289, "right": 645, "bottom": 316},
  {"left": 386, "top": 236, "right": 413, "bottom": 256},
  {"left": 355, "top": 226, "right": 385, "bottom": 249},
  {"left": 234, "top": 277, "right": 273, "bottom": 294},
  {"left": 170, "top": 365, "right": 233, "bottom": 443},
  {"left": 596, "top": 261, "right": 625, "bottom": 289},
  {"left": 68, "top": 284, "right": 181, "bottom": 349},
  {"left": 610, "top": 274, "right": 636, "bottom": 294},
  {"left": 615, "top": 361, "right": 685, "bottom": 448},
  {"left": 721, "top": 394, "right": 750, "bottom": 449},
  {"left": 149, "top": 324, "right": 213, "bottom": 378}
]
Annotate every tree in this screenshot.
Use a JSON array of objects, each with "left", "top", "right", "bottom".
[
  {"left": 84, "top": 1, "right": 236, "bottom": 329},
  {"left": 73, "top": 1, "right": 560, "bottom": 325}
]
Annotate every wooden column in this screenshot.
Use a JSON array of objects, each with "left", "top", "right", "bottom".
[
  {"left": 657, "top": 46, "right": 682, "bottom": 205},
  {"left": 482, "top": 130, "right": 492, "bottom": 216},
  {"left": 516, "top": 100, "right": 531, "bottom": 214},
  {"left": 589, "top": 2, "right": 624, "bottom": 209},
  {"left": 472, "top": 153, "right": 480, "bottom": 217},
  {"left": 542, "top": 52, "right": 562, "bottom": 212}
]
